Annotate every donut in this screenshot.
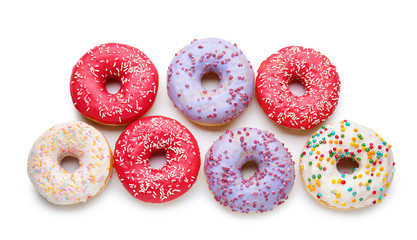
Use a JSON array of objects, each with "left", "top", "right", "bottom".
[
  {"left": 256, "top": 46, "right": 341, "bottom": 129},
  {"left": 299, "top": 120, "right": 395, "bottom": 209},
  {"left": 27, "top": 121, "right": 113, "bottom": 205},
  {"left": 167, "top": 38, "right": 254, "bottom": 126},
  {"left": 204, "top": 128, "right": 295, "bottom": 213},
  {"left": 113, "top": 116, "right": 201, "bottom": 203},
  {"left": 70, "top": 42, "right": 159, "bottom": 125}
]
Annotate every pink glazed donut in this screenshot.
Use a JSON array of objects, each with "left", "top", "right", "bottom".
[
  {"left": 256, "top": 46, "right": 341, "bottom": 130},
  {"left": 70, "top": 43, "right": 159, "bottom": 125},
  {"left": 113, "top": 116, "right": 201, "bottom": 203}
]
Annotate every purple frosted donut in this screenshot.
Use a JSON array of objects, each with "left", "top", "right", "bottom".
[
  {"left": 204, "top": 128, "right": 295, "bottom": 213},
  {"left": 167, "top": 38, "right": 254, "bottom": 126}
]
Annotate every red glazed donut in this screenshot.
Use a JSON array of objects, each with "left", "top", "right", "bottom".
[
  {"left": 70, "top": 43, "right": 159, "bottom": 125},
  {"left": 113, "top": 116, "right": 201, "bottom": 203},
  {"left": 256, "top": 46, "right": 341, "bottom": 130}
]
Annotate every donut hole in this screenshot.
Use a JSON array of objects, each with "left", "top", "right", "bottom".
[
  {"left": 201, "top": 72, "right": 221, "bottom": 91},
  {"left": 336, "top": 157, "right": 359, "bottom": 175},
  {"left": 288, "top": 78, "right": 306, "bottom": 96},
  {"left": 149, "top": 150, "right": 167, "bottom": 169},
  {"left": 241, "top": 160, "right": 259, "bottom": 179},
  {"left": 60, "top": 155, "right": 80, "bottom": 173},
  {"left": 105, "top": 77, "right": 122, "bottom": 94}
]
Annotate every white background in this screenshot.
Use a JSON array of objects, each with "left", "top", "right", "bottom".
[{"left": 1, "top": 0, "right": 416, "bottom": 239}]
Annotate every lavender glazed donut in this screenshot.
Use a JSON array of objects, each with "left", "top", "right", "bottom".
[
  {"left": 204, "top": 128, "right": 295, "bottom": 213},
  {"left": 167, "top": 38, "right": 254, "bottom": 126}
]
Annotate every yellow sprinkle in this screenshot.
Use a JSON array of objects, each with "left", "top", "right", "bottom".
[
  {"left": 331, "top": 179, "right": 336, "bottom": 184},
  {"left": 341, "top": 203, "right": 346, "bottom": 206}
]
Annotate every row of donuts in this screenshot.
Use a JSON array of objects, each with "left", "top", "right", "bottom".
[
  {"left": 70, "top": 38, "right": 340, "bottom": 129},
  {"left": 27, "top": 118, "right": 395, "bottom": 212},
  {"left": 27, "top": 38, "right": 395, "bottom": 212}
]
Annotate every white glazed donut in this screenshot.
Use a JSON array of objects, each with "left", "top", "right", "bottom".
[
  {"left": 299, "top": 120, "right": 395, "bottom": 209},
  {"left": 27, "top": 121, "right": 113, "bottom": 205}
]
